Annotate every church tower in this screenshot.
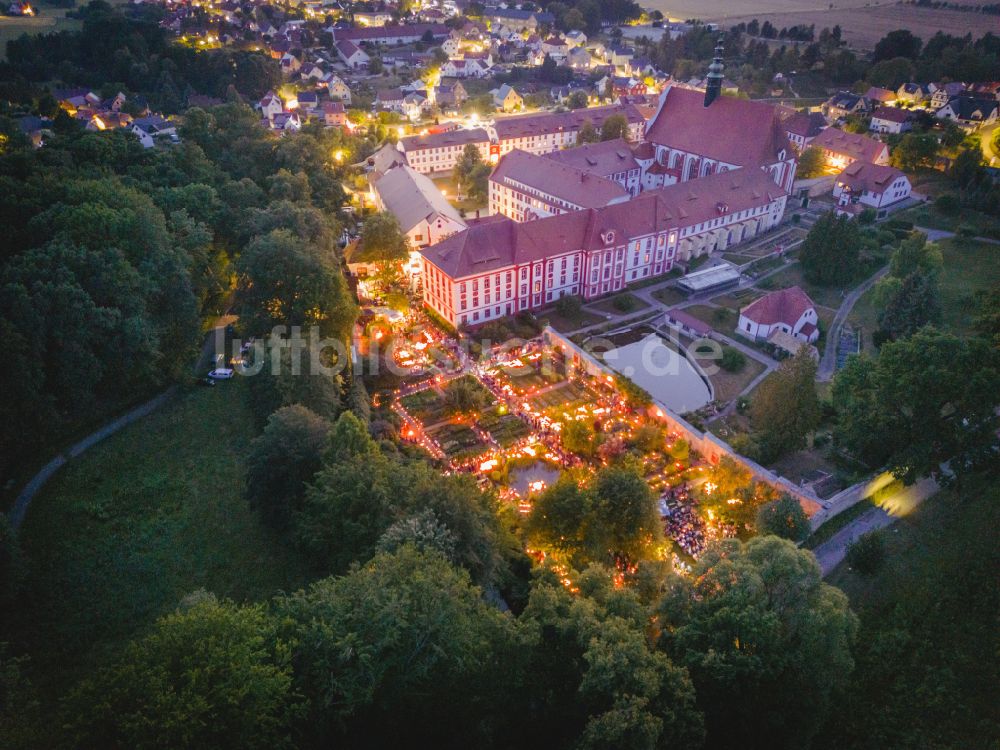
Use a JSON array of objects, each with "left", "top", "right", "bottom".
[{"left": 703, "top": 36, "right": 725, "bottom": 108}]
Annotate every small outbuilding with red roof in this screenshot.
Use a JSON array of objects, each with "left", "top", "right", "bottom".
[{"left": 737, "top": 286, "right": 820, "bottom": 344}]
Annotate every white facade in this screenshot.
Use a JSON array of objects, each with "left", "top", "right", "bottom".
[
  {"left": 737, "top": 307, "right": 819, "bottom": 343},
  {"left": 399, "top": 134, "right": 490, "bottom": 174}
]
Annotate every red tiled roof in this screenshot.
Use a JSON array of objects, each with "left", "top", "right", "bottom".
[
  {"left": 544, "top": 138, "right": 639, "bottom": 178},
  {"left": 837, "top": 161, "right": 907, "bottom": 194},
  {"left": 741, "top": 286, "right": 815, "bottom": 326},
  {"left": 398, "top": 127, "right": 490, "bottom": 151},
  {"left": 871, "top": 106, "right": 912, "bottom": 123},
  {"left": 783, "top": 111, "right": 827, "bottom": 138},
  {"left": 492, "top": 103, "right": 643, "bottom": 141},
  {"left": 811, "top": 127, "right": 887, "bottom": 163},
  {"left": 491, "top": 148, "right": 629, "bottom": 208},
  {"left": 646, "top": 86, "right": 792, "bottom": 167},
  {"left": 423, "top": 167, "right": 785, "bottom": 278},
  {"left": 864, "top": 86, "right": 895, "bottom": 102}
]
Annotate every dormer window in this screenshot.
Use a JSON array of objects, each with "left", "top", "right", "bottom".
[{"left": 601, "top": 230, "right": 616, "bottom": 245}]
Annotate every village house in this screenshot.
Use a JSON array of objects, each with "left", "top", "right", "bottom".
[
  {"left": 131, "top": 116, "right": 177, "bottom": 148},
  {"left": 490, "top": 84, "right": 523, "bottom": 113},
  {"left": 935, "top": 95, "right": 999, "bottom": 128},
  {"left": 782, "top": 111, "right": 826, "bottom": 153},
  {"left": 322, "top": 101, "right": 348, "bottom": 127},
  {"left": 869, "top": 106, "right": 913, "bottom": 134},
  {"left": 823, "top": 91, "right": 869, "bottom": 121},
  {"left": 737, "top": 286, "right": 819, "bottom": 345},
  {"left": 810, "top": 127, "right": 890, "bottom": 170},
  {"left": 833, "top": 162, "right": 912, "bottom": 218},
  {"left": 324, "top": 75, "right": 353, "bottom": 104},
  {"left": 930, "top": 82, "right": 967, "bottom": 109},
  {"left": 335, "top": 39, "right": 370, "bottom": 69}
]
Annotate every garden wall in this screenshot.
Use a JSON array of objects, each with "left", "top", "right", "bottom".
[{"left": 543, "top": 326, "right": 826, "bottom": 517}]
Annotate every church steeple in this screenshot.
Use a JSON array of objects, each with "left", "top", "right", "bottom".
[{"left": 704, "top": 36, "right": 725, "bottom": 108}]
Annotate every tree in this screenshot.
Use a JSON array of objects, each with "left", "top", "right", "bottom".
[
  {"left": 832, "top": 328, "right": 1000, "bottom": 484},
  {"left": 890, "top": 132, "right": 939, "bottom": 172},
  {"left": 750, "top": 348, "right": 821, "bottom": 462},
  {"left": 799, "top": 211, "right": 861, "bottom": 286},
  {"left": 720, "top": 347, "right": 746, "bottom": 372},
  {"left": 357, "top": 212, "right": 409, "bottom": 276},
  {"left": 845, "top": 528, "right": 887, "bottom": 575},
  {"left": 873, "top": 29, "right": 922, "bottom": 62},
  {"left": 526, "top": 475, "right": 592, "bottom": 559},
  {"left": 64, "top": 596, "right": 300, "bottom": 750},
  {"left": 245, "top": 340, "right": 344, "bottom": 427},
  {"left": 236, "top": 228, "right": 355, "bottom": 339},
  {"left": 876, "top": 268, "right": 940, "bottom": 339},
  {"left": 444, "top": 376, "right": 487, "bottom": 414},
  {"left": 454, "top": 142, "right": 491, "bottom": 202},
  {"left": 600, "top": 113, "right": 630, "bottom": 142},
  {"left": 276, "top": 546, "right": 516, "bottom": 747},
  {"left": 514, "top": 566, "right": 705, "bottom": 750},
  {"left": 756, "top": 494, "right": 811, "bottom": 541},
  {"left": 796, "top": 146, "right": 824, "bottom": 179},
  {"left": 561, "top": 418, "right": 599, "bottom": 457},
  {"left": 577, "top": 120, "right": 600, "bottom": 144},
  {"left": 376, "top": 509, "right": 458, "bottom": 560},
  {"left": 246, "top": 405, "right": 331, "bottom": 529},
  {"left": 588, "top": 464, "right": 663, "bottom": 564},
  {"left": 656, "top": 536, "right": 857, "bottom": 749},
  {"left": 566, "top": 89, "right": 589, "bottom": 109}
]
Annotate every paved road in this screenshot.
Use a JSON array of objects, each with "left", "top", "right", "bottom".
[
  {"left": 816, "top": 265, "right": 889, "bottom": 381},
  {"left": 813, "top": 476, "right": 938, "bottom": 575}
]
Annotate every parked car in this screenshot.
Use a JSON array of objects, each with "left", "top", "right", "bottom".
[{"left": 208, "top": 368, "right": 234, "bottom": 380}]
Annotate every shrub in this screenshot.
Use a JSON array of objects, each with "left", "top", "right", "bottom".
[
  {"left": 756, "top": 495, "right": 811, "bottom": 542},
  {"left": 934, "top": 193, "right": 960, "bottom": 215},
  {"left": 555, "top": 293, "right": 583, "bottom": 319},
  {"left": 846, "top": 529, "right": 887, "bottom": 575},
  {"left": 858, "top": 208, "right": 877, "bottom": 225},
  {"left": 612, "top": 293, "right": 637, "bottom": 312},
  {"left": 956, "top": 223, "right": 976, "bottom": 237},
  {"left": 719, "top": 347, "right": 747, "bottom": 373}
]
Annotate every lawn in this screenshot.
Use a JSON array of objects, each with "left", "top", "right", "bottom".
[
  {"left": 899, "top": 203, "right": 1000, "bottom": 240},
  {"left": 537, "top": 304, "right": 605, "bottom": 333},
  {"left": 651, "top": 286, "right": 687, "bottom": 306},
  {"left": 936, "top": 238, "right": 1000, "bottom": 334},
  {"left": 683, "top": 304, "right": 738, "bottom": 337},
  {"left": 847, "top": 285, "right": 880, "bottom": 355},
  {"left": 587, "top": 292, "right": 649, "bottom": 316},
  {"left": 820, "top": 481, "right": 1000, "bottom": 748},
  {"left": 703, "top": 353, "right": 766, "bottom": 403},
  {"left": 3, "top": 378, "right": 313, "bottom": 702},
  {"left": 755, "top": 262, "right": 847, "bottom": 309}
]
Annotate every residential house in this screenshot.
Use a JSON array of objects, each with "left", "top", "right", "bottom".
[
  {"left": 322, "top": 101, "right": 348, "bottom": 127},
  {"left": 895, "top": 82, "right": 930, "bottom": 104},
  {"left": 930, "top": 82, "right": 966, "bottom": 110},
  {"left": 823, "top": 91, "right": 869, "bottom": 120},
  {"left": 809, "top": 127, "right": 890, "bottom": 169},
  {"left": 131, "top": 116, "right": 177, "bottom": 148},
  {"left": 869, "top": 106, "right": 913, "bottom": 134},
  {"left": 935, "top": 95, "right": 999, "bottom": 128},
  {"left": 491, "top": 84, "right": 523, "bottom": 113},
  {"left": 324, "top": 75, "right": 352, "bottom": 104},
  {"left": 354, "top": 10, "right": 393, "bottom": 26},
  {"left": 782, "top": 111, "right": 826, "bottom": 152},
  {"left": 335, "top": 39, "right": 370, "bottom": 69},
  {"left": 833, "top": 161, "right": 912, "bottom": 218},
  {"left": 257, "top": 91, "right": 284, "bottom": 120},
  {"left": 270, "top": 111, "right": 302, "bottom": 133},
  {"left": 737, "top": 286, "right": 819, "bottom": 344}
]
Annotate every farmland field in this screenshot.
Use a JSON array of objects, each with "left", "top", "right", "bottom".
[{"left": 646, "top": 0, "right": 989, "bottom": 50}]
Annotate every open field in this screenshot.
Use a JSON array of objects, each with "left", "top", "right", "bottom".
[
  {"left": 2, "top": 378, "right": 313, "bottom": 702},
  {"left": 936, "top": 238, "right": 1000, "bottom": 335},
  {"left": 0, "top": 13, "right": 81, "bottom": 59},
  {"left": 647, "top": 0, "right": 991, "bottom": 50}
]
